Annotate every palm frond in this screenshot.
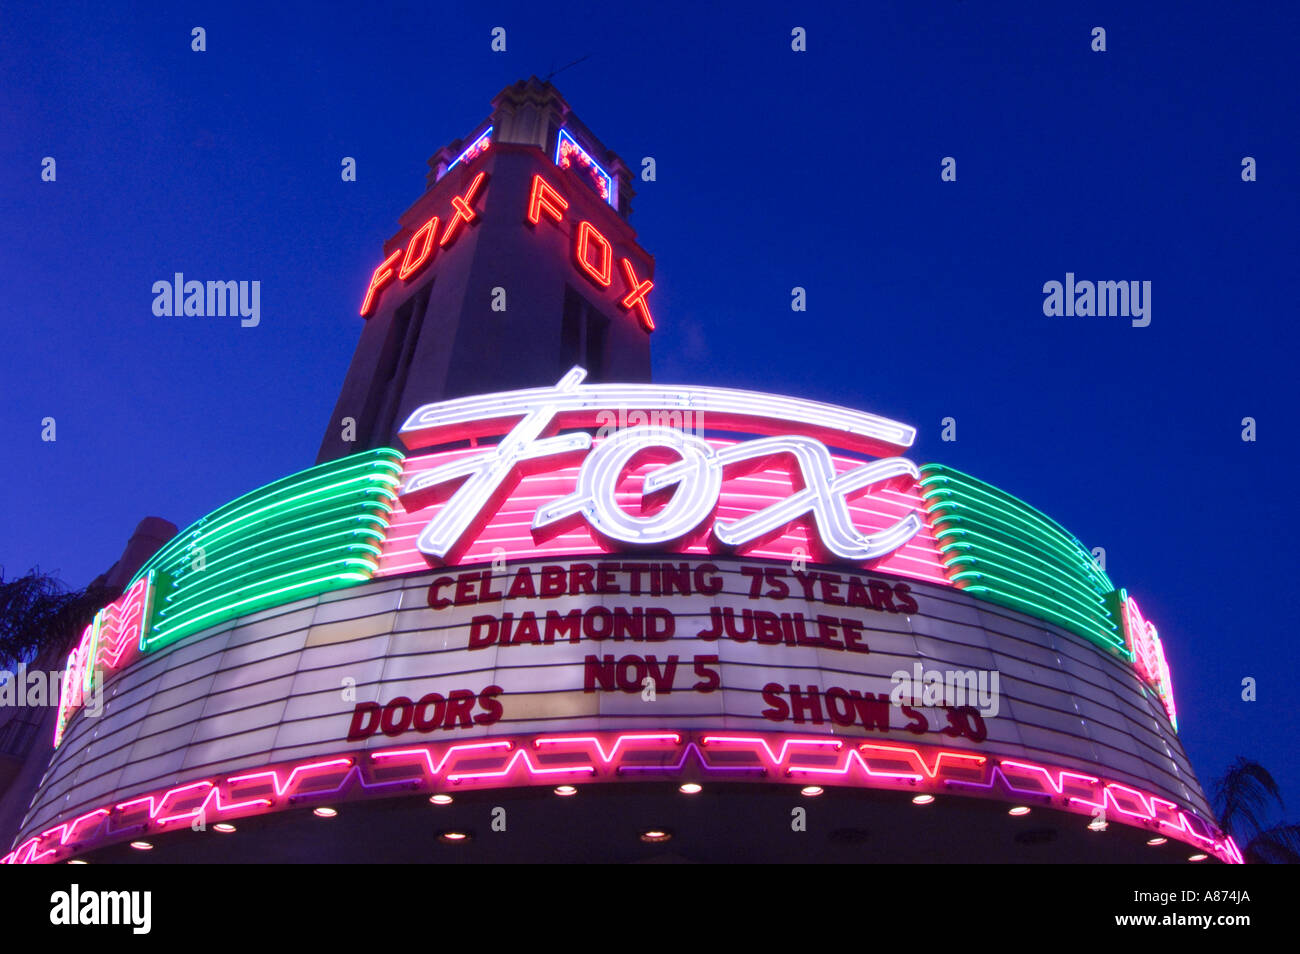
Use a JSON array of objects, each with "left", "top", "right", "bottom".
[
  {"left": 1245, "top": 823, "right": 1300, "bottom": 865},
  {"left": 1211, "top": 757, "right": 1285, "bottom": 840},
  {"left": 0, "top": 568, "right": 115, "bottom": 669}
]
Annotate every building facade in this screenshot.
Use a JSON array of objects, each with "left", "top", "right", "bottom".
[{"left": 4, "top": 81, "right": 1233, "bottom": 864}]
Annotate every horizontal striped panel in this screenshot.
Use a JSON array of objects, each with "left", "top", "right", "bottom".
[
  {"left": 132, "top": 449, "right": 404, "bottom": 652},
  {"left": 919, "top": 464, "right": 1124, "bottom": 654}
]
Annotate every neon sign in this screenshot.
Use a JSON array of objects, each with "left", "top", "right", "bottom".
[
  {"left": 1118, "top": 590, "right": 1177, "bottom": 728},
  {"left": 360, "top": 171, "right": 488, "bottom": 316},
  {"left": 360, "top": 168, "right": 654, "bottom": 332},
  {"left": 446, "top": 126, "right": 492, "bottom": 173},
  {"left": 921, "top": 464, "right": 1123, "bottom": 654},
  {"left": 377, "top": 450, "right": 945, "bottom": 585},
  {"left": 50, "top": 377, "right": 1182, "bottom": 767},
  {"left": 525, "top": 174, "right": 655, "bottom": 331},
  {"left": 128, "top": 449, "right": 402, "bottom": 655},
  {"left": 395, "top": 367, "right": 923, "bottom": 564},
  {"left": 54, "top": 573, "right": 154, "bottom": 747},
  {"left": 4, "top": 731, "right": 1240, "bottom": 864},
  {"left": 555, "top": 128, "right": 614, "bottom": 206}
]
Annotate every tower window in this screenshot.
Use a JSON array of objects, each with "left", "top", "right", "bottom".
[{"left": 561, "top": 285, "right": 608, "bottom": 380}]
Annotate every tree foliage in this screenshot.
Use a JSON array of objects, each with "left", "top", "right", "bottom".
[
  {"left": 0, "top": 568, "right": 116, "bottom": 670},
  {"left": 1213, "top": 757, "right": 1298, "bottom": 864}
]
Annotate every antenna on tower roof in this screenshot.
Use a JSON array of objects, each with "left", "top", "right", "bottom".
[{"left": 544, "top": 53, "right": 592, "bottom": 83}]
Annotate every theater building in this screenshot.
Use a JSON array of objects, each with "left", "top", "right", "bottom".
[{"left": 3, "top": 79, "right": 1237, "bottom": 864}]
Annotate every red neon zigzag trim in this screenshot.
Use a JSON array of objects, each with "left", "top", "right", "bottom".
[{"left": 3, "top": 732, "right": 1238, "bottom": 865}]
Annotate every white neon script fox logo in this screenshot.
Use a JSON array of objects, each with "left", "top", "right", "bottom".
[{"left": 397, "top": 368, "right": 923, "bottom": 563}]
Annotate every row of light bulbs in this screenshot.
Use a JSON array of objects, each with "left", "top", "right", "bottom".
[{"left": 65, "top": 787, "right": 1208, "bottom": 862}]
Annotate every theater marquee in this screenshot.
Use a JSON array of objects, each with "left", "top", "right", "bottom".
[{"left": 9, "top": 371, "right": 1222, "bottom": 864}]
